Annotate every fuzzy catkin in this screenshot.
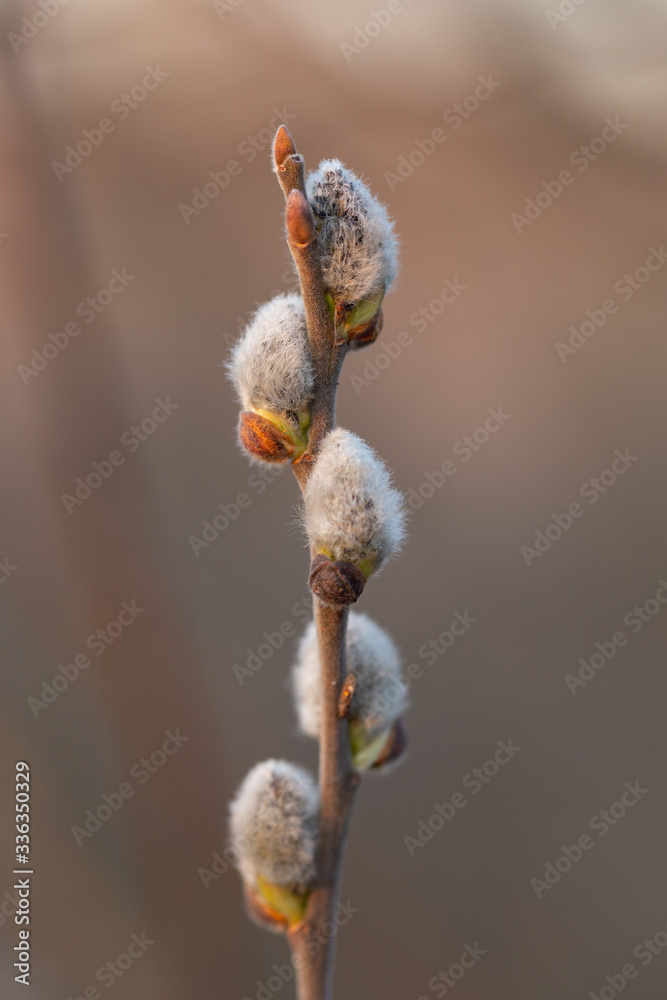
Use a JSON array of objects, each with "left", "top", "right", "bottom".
[
  {"left": 306, "top": 159, "right": 398, "bottom": 304},
  {"left": 303, "top": 428, "right": 407, "bottom": 571},
  {"left": 227, "top": 294, "right": 313, "bottom": 414},
  {"left": 293, "top": 612, "right": 408, "bottom": 740},
  {"left": 228, "top": 760, "right": 318, "bottom": 892}
]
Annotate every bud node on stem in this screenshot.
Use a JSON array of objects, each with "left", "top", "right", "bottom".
[
  {"left": 372, "top": 717, "right": 408, "bottom": 770},
  {"left": 337, "top": 674, "right": 357, "bottom": 719},
  {"left": 243, "top": 882, "right": 289, "bottom": 933},
  {"left": 238, "top": 410, "right": 303, "bottom": 463},
  {"left": 308, "top": 553, "right": 366, "bottom": 608},
  {"left": 348, "top": 307, "right": 383, "bottom": 349},
  {"left": 287, "top": 189, "right": 316, "bottom": 248}
]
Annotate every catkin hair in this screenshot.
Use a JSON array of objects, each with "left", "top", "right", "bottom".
[
  {"left": 228, "top": 759, "right": 318, "bottom": 892},
  {"left": 293, "top": 612, "right": 408, "bottom": 740},
  {"left": 303, "top": 428, "right": 407, "bottom": 571},
  {"left": 306, "top": 159, "right": 399, "bottom": 304},
  {"left": 227, "top": 293, "right": 313, "bottom": 414}
]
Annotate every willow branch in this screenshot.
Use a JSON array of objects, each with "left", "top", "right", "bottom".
[
  {"left": 274, "top": 127, "right": 347, "bottom": 490},
  {"left": 273, "top": 125, "right": 359, "bottom": 1000}
]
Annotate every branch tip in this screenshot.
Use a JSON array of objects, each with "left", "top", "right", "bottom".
[{"left": 273, "top": 125, "right": 297, "bottom": 170}]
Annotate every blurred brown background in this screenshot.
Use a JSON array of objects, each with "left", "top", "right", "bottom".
[{"left": 1, "top": 0, "right": 666, "bottom": 997}]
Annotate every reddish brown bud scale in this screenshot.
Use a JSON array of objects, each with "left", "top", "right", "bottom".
[
  {"left": 243, "top": 882, "right": 288, "bottom": 934},
  {"left": 238, "top": 411, "right": 296, "bottom": 463},
  {"left": 348, "top": 308, "right": 383, "bottom": 350},
  {"left": 286, "top": 189, "right": 316, "bottom": 247},
  {"left": 308, "top": 553, "right": 366, "bottom": 608},
  {"left": 273, "top": 125, "right": 297, "bottom": 170},
  {"left": 372, "top": 717, "right": 408, "bottom": 770}
]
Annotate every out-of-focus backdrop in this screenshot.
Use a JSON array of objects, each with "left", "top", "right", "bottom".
[{"left": 1, "top": 1, "right": 666, "bottom": 997}]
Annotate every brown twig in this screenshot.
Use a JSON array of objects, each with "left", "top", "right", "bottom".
[
  {"left": 273, "top": 125, "right": 359, "bottom": 1000},
  {"left": 274, "top": 127, "right": 347, "bottom": 490}
]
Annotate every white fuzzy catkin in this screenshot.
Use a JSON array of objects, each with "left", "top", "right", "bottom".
[
  {"left": 227, "top": 294, "right": 313, "bottom": 414},
  {"left": 303, "top": 428, "right": 407, "bottom": 571},
  {"left": 293, "top": 612, "right": 408, "bottom": 740},
  {"left": 228, "top": 760, "right": 318, "bottom": 892},
  {"left": 306, "top": 159, "right": 399, "bottom": 304}
]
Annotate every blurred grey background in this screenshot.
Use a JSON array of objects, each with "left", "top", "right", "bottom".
[{"left": 1, "top": 0, "right": 666, "bottom": 997}]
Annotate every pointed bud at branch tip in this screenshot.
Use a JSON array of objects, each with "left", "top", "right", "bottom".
[
  {"left": 273, "top": 125, "right": 297, "bottom": 169},
  {"left": 286, "top": 189, "right": 316, "bottom": 247}
]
